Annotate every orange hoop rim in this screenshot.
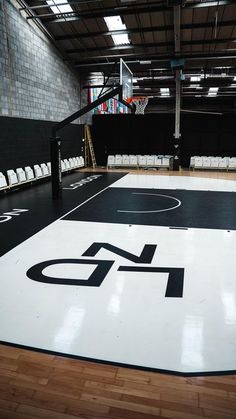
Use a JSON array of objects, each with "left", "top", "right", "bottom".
[{"left": 126, "top": 96, "right": 149, "bottom": 104}]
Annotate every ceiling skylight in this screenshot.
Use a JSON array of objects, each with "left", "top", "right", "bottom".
[
  {"left": 104, "top": 16, "right": 130, "bottom": 45},
  {"left": 209, "top": 87, "right": 219, "bottom": 93},
  {"left": 160, "top": 88, "right": 170, "bottom": 96},
  {"left": 208, "top": 87, "right": 219, "bottom": 97},
  {"left": 46, "top": 0, "right": 73, "bottom": 14},
  {"left": 190, "top": 76, "right": 201, "bottom": 82}
]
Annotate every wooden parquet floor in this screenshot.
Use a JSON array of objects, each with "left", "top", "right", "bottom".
[
  {"left": 1, "top": 169, "right": 236, "bottom": 418},
  {"left": 0, "top": 344, "right": 236, "bottom": 419}
]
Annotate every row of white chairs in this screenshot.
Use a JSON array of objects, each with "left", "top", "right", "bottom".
[
  {"left": 189, "top": 156, "right": 236, "bottom": 170},
  {"left": 107, "top": 155, "right": 172, "bottom": 169},
  {"left": 0, "top": 156, "right": 85, "bottom": 191}
]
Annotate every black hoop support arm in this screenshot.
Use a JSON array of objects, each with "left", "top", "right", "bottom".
[{"left": 50, "top": 85, "right": 133, "bottom": 200}]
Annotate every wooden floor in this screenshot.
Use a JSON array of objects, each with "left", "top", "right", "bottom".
[
  {"left": 1, "top": 168, "right": 236, "bottom": 419},
  {"left": 82, "top": 166, "right": 236, "bottom": 182},
  {"left": 1, "top": 344, "right": 236, "bottom": 419}
]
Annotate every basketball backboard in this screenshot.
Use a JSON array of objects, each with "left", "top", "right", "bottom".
[{"left": 120, "top": 58, "right": 133, "bottom": 102}]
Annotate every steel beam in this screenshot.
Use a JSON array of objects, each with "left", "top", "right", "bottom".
[
  {"left": 54, "top": 20, "right": 236, "bottom": 41},
  {"left": 19, "top": 0, "right": 104, "bottom": 11},
  {"left": 26, "top": 0, "right": 236, "bottom": 22},
  {"left": 65, "top": 37, "right": 236, "bottom": 55},
  {"left": 174, "top": 6, "right": 181, "bottom": 55},
  {"left": 72, "top": 50, "right": 236, "bottom": 67}
]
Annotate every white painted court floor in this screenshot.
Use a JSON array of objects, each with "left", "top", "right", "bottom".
[{"left": 1, "top": 173, "right": 236, "bottom": 375}]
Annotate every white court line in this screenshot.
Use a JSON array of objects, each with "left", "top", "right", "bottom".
[
  {"left": 60, "top": 187, "right": 115, "bottom": 220},
  {"left": 59, "top": 177, "right": 128, "bottom": 220},
  {"left": 117, "top": 192, "right": 181, "bottom": 214},
  {"left": 1, "top": 176, "right": 128, "bottom": 254}
]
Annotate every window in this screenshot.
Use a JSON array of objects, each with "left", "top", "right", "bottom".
[
  {"left": 46, "top": 0, "right": 73, "bottom": 14},
  {"left": 104, "top": 16, "right": 130, "bottom": 45}
]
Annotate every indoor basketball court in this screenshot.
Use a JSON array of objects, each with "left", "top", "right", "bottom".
[{"left": 1, "top": 1, "right": 236, "bottom": 417}]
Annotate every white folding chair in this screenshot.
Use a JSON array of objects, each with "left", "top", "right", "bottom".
[
  {"left": 7, "top": 169, "right": 18, "bottom": 186},
  {"left": 218, "top": 157, "right": 228, "bottom": 170},
  {"left": 64, "top": 159, "right": 71, "bottom": 170},
  {"left": 69, "top": 158, "right": 75, "bottom": 169},
  {"left": 122, "top": 155, "right": 130, "bottom": 166},
  {"left": 189, "top": 156, "right": 196, "bottom": 169},
  {"left": 154, "top": 156, "right": 162, "bottom": 167},
  {"left": 41, "top": 163, "right": 49, "bottom": 176},
  {"left": 210, "top": 157, "right": 219, "bottom": 169},
  {"left": 16, "top": 168, "right": 27, "bottom": 183},
  {"left": 194, "top": 157, "right": 203, "bottom": 169},
  {"left": 202, "top": 157, "right": 211, "bottom": 169},
  {"left": 0, "top": 172, "right": 7, "bottom": 189},
  {"left": 76, "top": 157, "right": 81, "bottom": 168},
  {"left": 115, "top": 155, "right": 122, "bottom": 166},
  {"left": 228, "top": 157, "right": 236, "bottom": 170},
  {"left": 47, "top": 162, "right": 51, "bottom": 174},
  {"left": 25, "top": 166, "right": 35, "bottom": 181},
  {"left": 33, "top": 164, "right": 43, "bottom": 178},
  {"left": 61, "top": 160, "right": 66, "bottom": 172},
  {"left": 74, "top": 157, "right": 80, "bottom": 167},
  {"left": 72, "top": 157, "right": 78, "bottom": 168},
  {"left": 107, "top": 155, "right": 115, "bottom": 167},
  {"left": 129, "top": 155, "right": 138, "bottom": 166},
  {"left": 146, "top": 155, "right": 155, "bottom": 166},
  {"left": 162, "top": 156, "right": 170, "bottom": 167},
  {"left": 138, "top": 155, "right": 147, "bottom": 167}
]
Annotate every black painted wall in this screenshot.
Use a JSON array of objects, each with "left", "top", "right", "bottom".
[
  {"left": 181, "top": 113, "right": 236, "bottom": 166},
  {"left": 0, "top": 116, "right": 83, "bottom": 173},
  {"left": 92, "top": 113, "right": 236, "bottom": 167}
]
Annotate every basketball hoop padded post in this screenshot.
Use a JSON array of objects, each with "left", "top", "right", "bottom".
[{"left": 127, "top": 96, "right": 149, "bottom": 114}]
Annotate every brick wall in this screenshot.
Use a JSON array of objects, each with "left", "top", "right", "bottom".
[{"left": 0, "top": 0, "right": 81, "bottom": 122}]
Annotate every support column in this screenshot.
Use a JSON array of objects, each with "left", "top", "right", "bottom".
[
  {"left": 50, "top": 137, "right": 62, "bottom": 200},
  {"left": 173, "top": 5, "right": 181, "bottom": 171},
  {"left": 173, "top": 69, "right": 181, "bottom": 170}
]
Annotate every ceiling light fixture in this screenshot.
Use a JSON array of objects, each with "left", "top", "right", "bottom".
[
  {"left": 160, "top": 88, "right": 170, "bottom": 96},
  {"left": 190, "top": 76, "right": 201, "bottom": 82},
  {"left": 139, "top": 60, "right": 152, "bottom": 64},
  {"left": 209, "top": 87, "right": 219, "bottom": 93}
]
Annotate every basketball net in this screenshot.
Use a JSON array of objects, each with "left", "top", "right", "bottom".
[{"left": 127, "top": 97, "right": 149, "bottom": 114}]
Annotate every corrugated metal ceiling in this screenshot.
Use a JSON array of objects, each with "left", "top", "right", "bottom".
[{"left": 19, "top": 0, "right": 236, "bottom": 100}]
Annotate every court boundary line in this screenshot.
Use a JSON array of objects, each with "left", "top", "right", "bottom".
[
  {"left": 0, "top": 173, "right": 128, "bottom": 257},
  {"left": 1, "top": 174, "right": 236, "bottom": 375},
  {"left": 59, "top": 183, "right": 116, "bottom": 220},
  {"left": 0, "top": 340, "right": 235, "bottom": 377}
]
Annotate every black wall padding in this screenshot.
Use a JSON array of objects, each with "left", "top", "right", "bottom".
[
  {"left": 92, "top": 114, "right": 174, "bottom": 166},
  {"left": 0, "top": 116, "right": 83, "bottom": 173},
  {"left": 92, "top": 113, "right": 236, "bottom": 167}
]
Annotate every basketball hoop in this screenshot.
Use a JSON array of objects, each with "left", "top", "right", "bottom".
[{"left": 127, "top": 96, "right": 149, "bottom": 114}]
